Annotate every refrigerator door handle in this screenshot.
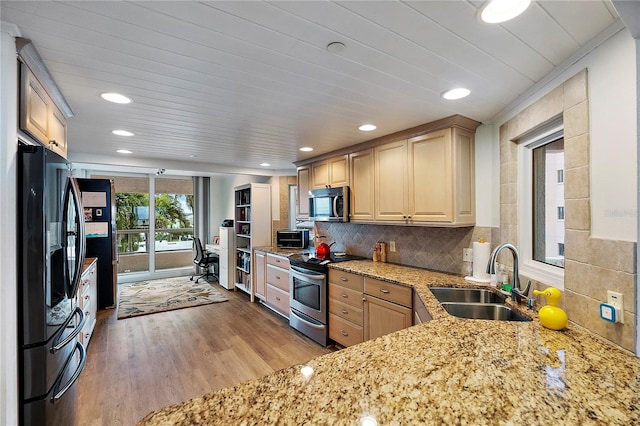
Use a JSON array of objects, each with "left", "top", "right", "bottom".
[
  {"left": 50, "top": 341, "right": 86, "bottom": 403},
  {"left": 62, "top": 177, "right": 86, "bottom": 299},
  {"left": 51, "top": 307, "right": 86, "bottom": 354}
]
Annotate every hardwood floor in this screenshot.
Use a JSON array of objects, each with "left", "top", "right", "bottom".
[{"left": 75, "top": 283, "right": 334, "bottom": 425}]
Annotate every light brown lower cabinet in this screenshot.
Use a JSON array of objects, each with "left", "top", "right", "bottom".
[
  {"left": 363, "top": 277, "right": 413, "bottom": 341},
  {"left": 329, "top": 270, "right": 414, "bottom": 346},
  {"left": 328, "top": 270, "right": 364, "bottom": 347},
  {"left": 253, "top": 250, "right": 266, "bottom": 300},
  {"left": 364, "top": 295, "right": 412, "bottom": 341}
]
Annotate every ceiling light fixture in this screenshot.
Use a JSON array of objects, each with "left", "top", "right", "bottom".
[
  {"left": 112, "top": 130, "right": 134, "bottom": 137},
  {"left": 442, "top": 88, "right": 471, "bottom": 100},
  {"left": 326, "top": 41, "right": 346, "bottom": 53},
  {"left": 260, "top": 162, "right": 271, "bottom": 167},
  {"left": 479, "top": 0, "right": 531, "bottom": 24},
  {"left": 358, "top": 124, "right": 376, "bottom": 132},
  {"left": 116, "top": 149, "right": 132, "bottom": 154},
  {"left": 299, "top": 147, "right": 314, "bottom": 152},
  {"left": 101, "top": 92, "right": 132, "bottom": 104}
]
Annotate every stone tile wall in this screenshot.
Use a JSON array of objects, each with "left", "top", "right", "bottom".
[
  {"left": 499, "top": 69, "right": 637, "bottom": 353},
  {"left": 271, "top": 176, "right": 297, "bottom": 245},
  {"left": 315, "top": 222, "right": 492, "bottom": 275}
]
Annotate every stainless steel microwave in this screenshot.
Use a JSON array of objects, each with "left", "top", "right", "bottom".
[
  {"left": 308, "top": 186, "right": 349, "bottom": 222},
  {"left": 276, "top": 229, "right": 309, "bottom": 248}
]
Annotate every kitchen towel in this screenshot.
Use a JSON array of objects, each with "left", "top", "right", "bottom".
[{"left": 465, "top": 241, "right": 491, "bottom": 283}]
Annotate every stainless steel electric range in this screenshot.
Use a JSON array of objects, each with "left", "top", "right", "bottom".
[{"left": 288, "top": 253, "right": 363, "bottom": 346}]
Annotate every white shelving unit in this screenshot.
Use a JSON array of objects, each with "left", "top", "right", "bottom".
[{"left": 234, "top": 183, "right": 271, "bottom": 300}]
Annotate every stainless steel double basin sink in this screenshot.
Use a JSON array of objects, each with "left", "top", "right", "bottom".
[{"left": 429, "top": 287, "right": 531, "bottom": 322}]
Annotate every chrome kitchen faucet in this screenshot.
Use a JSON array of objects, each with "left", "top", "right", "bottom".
[{"left": 486, "top": 243, "right": 531, "bottom": 303}]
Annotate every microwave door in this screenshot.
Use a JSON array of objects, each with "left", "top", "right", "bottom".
[{"left": 62, "top": 177, "right": 86, "bottom": 300}]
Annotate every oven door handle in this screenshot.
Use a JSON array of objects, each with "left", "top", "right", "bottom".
[
  {"left": 290, "top": 309, "right": 325, "bottom": 329},
  {"left": 290, "top": 266, "right": 326, "bottom": 281}
]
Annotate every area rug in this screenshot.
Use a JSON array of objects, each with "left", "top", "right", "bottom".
[{"left": 117, "top": 276, "right": 228, "bottom": 319}]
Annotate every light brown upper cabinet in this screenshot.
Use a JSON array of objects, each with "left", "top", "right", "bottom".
[
  {"left": 311, "top": 155, "right": 350, "bottom": 189},
  {"left": 19, "top": 63, "right": 68, "bottom": 159},
  {"left": 296, "top": 165, "right": 310, "bottom": 219},
  {"left": 374, "top": 140, "right": 408, "bottom": 222},
  {"left": 373, "top": 127, "right": 475, "bottom": 225},
  {"left": 349, "top": 149, "right": 375, "bottom": 221},
  {"left": 295, "top": 116, "right": 479, "bottom": 227}
]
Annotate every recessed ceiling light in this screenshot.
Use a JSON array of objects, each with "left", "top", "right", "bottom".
[
  {"left": 326, "top": 41, "right": 346, "bottom": 53},
  {"left": 442, "top": 88, "right": 471, "bottom": 100},
  {"left": 260, "top": 162, "right": 271, "bottom": 167},
  {"left": 358, "top": 124, "right": 377, "bottom": 132},
  {"left": 112, "top": 130, "right": 134, "bottom": 137},
  {"left": 189, "top": 154, "right": 196, "bottom": 158},
  {"left": 116, "top": 149, "right": 132, "bottom": 154},
  {"left": 479, "top": 0, "right": 531, "bottom": 24},
  {"left": 101, "top": 92, "right": 132, "bottom": 104},
  {"left": 299, "top": 147, "right": 314, "bottom": 152}
]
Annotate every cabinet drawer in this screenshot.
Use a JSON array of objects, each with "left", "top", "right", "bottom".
[
  {"left": 329, "top": 282, "right": 363, "bottom": 309},
  {"left": 266, "top": 264, "right": 289, "bottom": 292},
  {"left": 364, "top": 278, "right": 412, "bottom": 308},
  {"left": 79, "top": 270, "right": 94, "bottom": 296},
  {"left": 329, "top": 314, "right": 363, "bottom": 347},
  {"left": 329, "top": 298, "right": 363, "bottom": 326},
  {"left": 267, "top": 254, "right": 290, "bottom": 269},
  {"left": 266, "top": 284, "right": 289, "bottom": 315},
  {"left": 78, "top": 287, "right": 93, "bottom": 311},
  {"left": 328, "top": 269, "right": 363, "bottom": 292}
]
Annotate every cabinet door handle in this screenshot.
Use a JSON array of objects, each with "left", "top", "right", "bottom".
[
  {"left": 380, "top": 289, "right": 390, "bottom": 294},
  {"left": 402, "top": 215, "right": 407, "bottom": 219},
  {"left": 276, "top": 296, "right": 281, "bottom": 301},
  {"left": 407, "top": 215, "right": 412, "bottom": 219},
  {"left": 275, "top": 275, "right": 281, "bottom": 280},
  {"left": 84, "top": 295, "right": 90, "bottom": 301},
  {"left": 341, "top": 308, "right": 348, "bottom": 314},
  {"left": 340, "top": 330, "right": 349, "bottom": 336},
  {"left": 341, "top": 293, "right": 348, "bottom": 298},
  {"left": 340, "top": 277, "right": 348, "bottom": 282},
  {"left": 49, "top": 140, "right": 59, "bottom": 147}
]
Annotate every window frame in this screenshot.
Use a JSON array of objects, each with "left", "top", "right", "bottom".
[{"left": 517, "top": 119, "right": 565, "bottom": 289}]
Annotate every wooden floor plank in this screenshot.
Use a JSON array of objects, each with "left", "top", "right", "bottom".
[{"left": 75, "top": 283, "right": 334, "bottom": 425}]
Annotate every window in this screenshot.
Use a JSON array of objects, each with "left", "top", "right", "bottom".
[
  {"left": 532, "top": 137, "right": 565, "bottom": 268},
  {"left": 517, "top": 117, "right": 565, "bottom": 289},
  {"left": 557, "top": 206, "right": 565, "bottom": 220}
]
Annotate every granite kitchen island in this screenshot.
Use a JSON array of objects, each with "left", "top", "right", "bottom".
[{"left": 139, "top": 260, "right": 640, "bottom": 425}]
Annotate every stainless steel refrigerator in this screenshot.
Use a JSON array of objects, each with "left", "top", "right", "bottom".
[
  {"left": 76, "top": 178, "right": 117, "bottom": 310},
  {"left": 17, "top": 143, "right": 87, "bottom": 425}
]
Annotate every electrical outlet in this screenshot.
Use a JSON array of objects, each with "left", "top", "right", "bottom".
[
  {"left": 389, "top": 241, "right": 396, "bottom": 252},
  {"left": 463, "top": 248, "right": 473, "bottom": 262},
  {"left": 607, "top": 291, "right": 624, "bottom": 323}
]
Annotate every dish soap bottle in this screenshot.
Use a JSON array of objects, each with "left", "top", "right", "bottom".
[{"left": 533, "top": 287, "right": 568, "bottom": 330}]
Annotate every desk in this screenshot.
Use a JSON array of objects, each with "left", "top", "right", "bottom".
[
  {"left": 205, "top": 244, "right": 221, "bottom": 254},
  {"left": 210, "top": 228, "right": 235, "bottom": 290}
]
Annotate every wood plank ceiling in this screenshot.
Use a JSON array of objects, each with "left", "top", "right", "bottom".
[{"left": 1, "top": 1, "right": 620, "bottom": 173}]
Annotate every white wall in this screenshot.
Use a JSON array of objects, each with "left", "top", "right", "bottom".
[
  {"left": 473, "top": 124, "right": 496, "bottom": 227},
  {"left": 210, "top": 174, "right": 270, "bottom": 233},
  {"left": 481, "top": 28, "right": 637, "bottom": 241},
  {"left": 589, "top": 30, "right": 637, "bottom": 241},
  {"left": 0, "top": 22, "right": 19, "bottom": 425}
]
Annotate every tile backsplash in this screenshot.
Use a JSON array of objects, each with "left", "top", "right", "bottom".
[{"left": 315, "top": 222, "right": 492, "bottom": 275}]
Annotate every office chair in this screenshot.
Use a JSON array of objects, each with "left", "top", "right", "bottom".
[{"left": 191, "top": 237, "right": 219, "bottom": 283}]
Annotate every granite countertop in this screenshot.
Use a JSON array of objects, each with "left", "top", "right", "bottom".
[
  {"left": 253, "top": 246, "right": 310, "bottom": 257},
  {"left": 139, "top": 261, "right": 640, "bottom": 425}
]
